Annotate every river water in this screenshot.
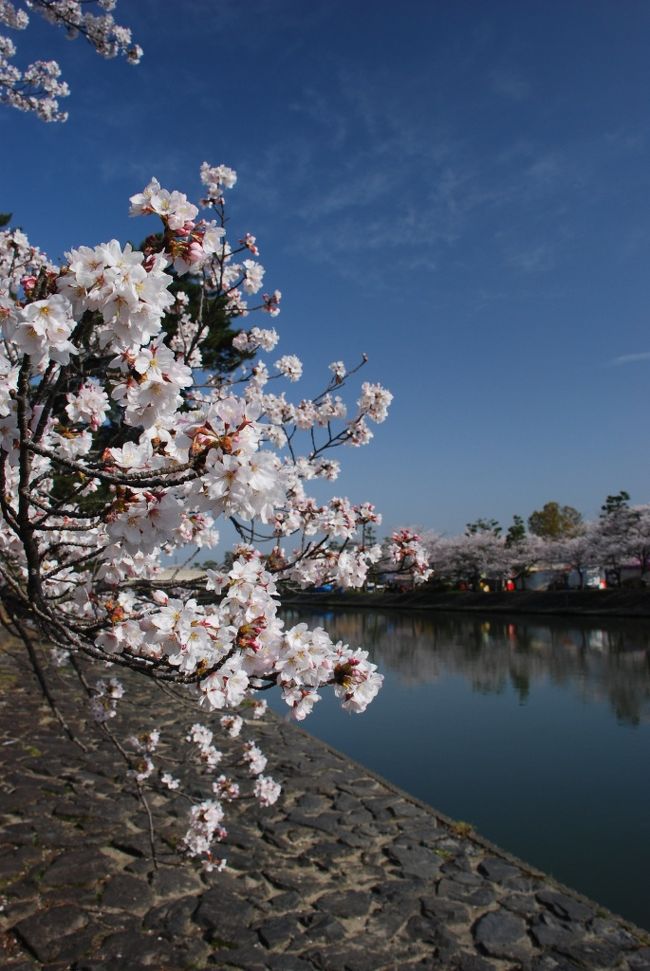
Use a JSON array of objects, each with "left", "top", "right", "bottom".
[{"left": 273, "top": 608, "right": 650, "bottom": 930}]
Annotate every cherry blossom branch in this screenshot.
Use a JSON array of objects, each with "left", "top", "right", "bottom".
[{"left": 0, "top": 162, "right": 408, "bottom": 871}]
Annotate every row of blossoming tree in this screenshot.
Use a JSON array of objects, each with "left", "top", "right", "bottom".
[
  {"left": 0, "top": 159, "right": 431, "bottom": 869},
  {"left": 409, "top": 498, "right": 650, "bottom": 590}
]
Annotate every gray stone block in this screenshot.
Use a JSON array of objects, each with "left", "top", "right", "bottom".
[
  {"left": 535, "top": 889, "right": 594, "bottom": 923},
  {"left": 100, "top": 872, "right": 154, "bottom": 912},
  {"left": 314, "top": 889, "right": 370, "bottom": 918},
  {"left": 473, "top": 910, "right": 529, "bottom": 960},
  {"left": 14, "top": 906, "right": 88, "bottom": 963},
  {"left": 257, "top": 914, "right": 301, "bottom": 948},
  {"left": 477, "top": 856, "right": 523, "bottom": 884}
]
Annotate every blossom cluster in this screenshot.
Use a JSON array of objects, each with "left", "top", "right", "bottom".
[
  {"left": 181, "top": 719, "right": 280, "bottom": 868},
  {"left": 387, "top": 528, "right": 432, "bottom": 581},
  {"left": 0, "top": 223, "right": 55, "bottom": 293},
  {"left": 89, "top": 676, "right": 124, "bottom": 723},
  {"left": 0, "top": 0, "right": 140, "bottom": 121}
]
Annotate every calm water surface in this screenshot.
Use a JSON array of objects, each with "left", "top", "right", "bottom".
[{"left": 273, "top": 608, "right": 650, "bottom": 930}]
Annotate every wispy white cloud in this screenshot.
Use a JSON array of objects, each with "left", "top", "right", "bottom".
[
  {"left": 490, "top": 70, "right": 530, "bottom": 102},
  {"left": 289, "top": 88, "right": 348, "bottom": 148},
  {"left": 526, "top": 153, "right": 563, "bottom": 187},
  {"left": 506, "top": 244, "right": 554, "bottom": 273},
  {"left": 232, "top": 52, "right": 650, "bottom": 297},
  {"left": 609, "top": 351, "right": 650, "bottom": 366}
]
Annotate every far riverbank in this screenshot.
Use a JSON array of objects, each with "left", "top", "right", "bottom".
[{"left": 282, "top": 587, "right": 650, "bottom": 618}]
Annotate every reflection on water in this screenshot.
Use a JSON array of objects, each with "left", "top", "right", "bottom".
[
  {"left": 283, "top": 608, "right": 650, "bottom": 725},
  {"left": 277, "top": 608, "right": 650, "bottom": 930}
]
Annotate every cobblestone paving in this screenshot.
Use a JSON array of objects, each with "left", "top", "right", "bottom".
[{"left": 1, "top": 645, "right": 649, "bottom": 971}]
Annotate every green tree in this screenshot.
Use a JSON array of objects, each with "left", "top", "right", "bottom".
[
  {"left": 360, "top": 523, "right": 378, "bottom": 550},
  {"left": 597, "top": 490, "right": 636, "bottom": 586},
  {"left": 527, "top": 502, "right": 582, "bottom": 539},
  {"left": 465, "top": 518, "right": 502, "bottom": 537},
  {"left": 600, "top": 490, "right": 631, "bottom": 517},
  {"left": 505, "top": 514, "right": 526, "bottom": 548}
]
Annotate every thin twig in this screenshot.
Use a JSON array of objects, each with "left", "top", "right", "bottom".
[
  {"left": 9, "top": 612, "right": 88, "bottom": 751},
  {"left": 69, "top": 655, "right": 159, "bottom": 870}
]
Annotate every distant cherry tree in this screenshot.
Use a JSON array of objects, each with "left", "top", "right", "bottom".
[
  {"left": 592, "top": 494, "right": 650, "bottom": 585},
  {"left": 545, "top": 529, "right": 596, "bottom": 590},
  {"left": 428, "top": 531, "right": 507, "bottom": 590}
]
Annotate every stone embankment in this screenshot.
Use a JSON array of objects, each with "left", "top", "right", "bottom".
[
  {"left": 283, "top": 588, "right": 650, "bottom": 618},
  {"left": 1, "top": 644, "right": 649, "bottom": 971}
]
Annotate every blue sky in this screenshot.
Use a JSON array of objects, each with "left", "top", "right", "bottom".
[{"left": 3, "top": 0, "right": 650, "bottom": 537}]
